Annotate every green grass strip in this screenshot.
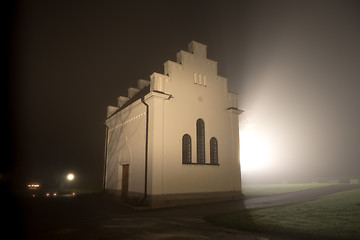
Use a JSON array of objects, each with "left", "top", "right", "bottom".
[{"left": 207, "top": 188, "right": 360, "bottom": 240}]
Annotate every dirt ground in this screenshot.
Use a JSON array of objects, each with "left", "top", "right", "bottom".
[{"left": 6, "top": 184, "right": 360, "bottom": 240}]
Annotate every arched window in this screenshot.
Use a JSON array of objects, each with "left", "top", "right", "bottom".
[
  {"left": 182, "top": 134, "right": 191, "bottom": 164},
  {"left": 210, "top": 137, "right": 218, "bottom": 164},
  {"left": 196, "top": 119, "right": 205, "bottom": 163}
]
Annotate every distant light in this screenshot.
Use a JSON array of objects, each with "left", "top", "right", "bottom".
[
  {"left": 72, "top": 192, "right": 76, "bottom": 196},
  {"left": 32, "top": 194, "right": 36, "bottom": 197},
  {"left": 27, "top": 183, "right": 40, "bottom": 190},
  {"left": 53, "top": 193, "right": 57, "bottom": 197},
  {"left": 46, "top": 193, "right": 50, "bottom": 197},
  {"left": 67, "top": 173, "right": 75, "bottom": 181}
]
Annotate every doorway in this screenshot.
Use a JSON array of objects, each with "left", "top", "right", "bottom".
[{"left": 121, "top": 164, "right": 129, "bottom": 197}]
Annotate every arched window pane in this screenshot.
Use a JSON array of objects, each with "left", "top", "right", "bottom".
[
  {"left": 196, "top": 119, "right": 205, "bottom": 163},
  {"left": 182, "top": 134, "right": 191, "bottom": 164},
  {"left": 210, "top": 137, "right": 218, "bottom": 164}
]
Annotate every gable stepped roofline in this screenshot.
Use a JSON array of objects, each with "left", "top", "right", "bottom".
[{"left": 107, "top": 41, "right": 227, "bottom": 118}]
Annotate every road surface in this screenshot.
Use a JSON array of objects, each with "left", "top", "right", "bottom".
[{"left": 17, "top": 184, "right": 360, "bottom": 240}]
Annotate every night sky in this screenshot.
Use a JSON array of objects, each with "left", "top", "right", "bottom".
[{"left": 5, "top": 0, "right": 360, "bottom": 189}]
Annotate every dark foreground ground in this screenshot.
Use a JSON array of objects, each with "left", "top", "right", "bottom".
[{"left": 4, "top": 184, "right": 360, "bottom": 240}]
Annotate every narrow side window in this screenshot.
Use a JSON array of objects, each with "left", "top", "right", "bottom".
[
  {"left": 210, "top": 137, "right": 218, "bottom": 164},
  {"left": 196, "top": 119, "right": 205, "bottom": 163},
  {"left": 182, "top": 134, "right": 191, "bottom": 164}
]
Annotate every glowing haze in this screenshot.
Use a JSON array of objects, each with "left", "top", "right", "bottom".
[
  {"left": 233, "top": 1, "right": 360, "bottom": 183},
  {"left": 239, "top": 6, "right": 360, "bottom": 182}
]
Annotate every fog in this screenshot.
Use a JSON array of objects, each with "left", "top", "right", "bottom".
[
  {"left": 4, "top": 0, "right": 360, "bottom": 188},
  {"left": 235, "top": 1, "right": 360, "bottom": 183}
]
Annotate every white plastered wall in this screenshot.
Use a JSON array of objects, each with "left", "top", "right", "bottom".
[
  {"left": 105, "top": 100, "right": 147, "bottom": 194},
  {"left": 105, "top": 41, "right": 241, "bottom": 198},
  {"left": 148, "top": 41, "right": 241, "bottom": 196}
]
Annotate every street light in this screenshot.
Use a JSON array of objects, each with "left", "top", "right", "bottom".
[{"left": 67, "top": 173, "right": 75, "bottom": 181}]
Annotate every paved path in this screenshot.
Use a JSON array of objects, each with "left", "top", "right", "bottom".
[
  {"left": 243, "top": 184, "right": 360, "bottom": 209},
  {"left": 132, "top": 184, "right": 360, "bottom": 218},
  {"left": 23, "top": 184, "right": 360, "bottom": 240}
]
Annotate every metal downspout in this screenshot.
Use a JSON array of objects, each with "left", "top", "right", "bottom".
[{"left": 141, "top": 96, "right": 149, "bottom": 201}]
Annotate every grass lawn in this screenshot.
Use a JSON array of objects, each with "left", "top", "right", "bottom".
[
  {"left": 207, "top": 188, "right": 360, "bottom": 240},
  {"left": 242, "top": 183, "right": 336, "bottom": 196}
]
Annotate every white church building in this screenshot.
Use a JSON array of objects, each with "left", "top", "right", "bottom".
[{"left": 104, "top": 41, "right": 243, "bottom": 207}]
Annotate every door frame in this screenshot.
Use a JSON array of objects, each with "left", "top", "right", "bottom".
[{"left": 121, "top": 164, "right": 129, "bottom": 197}]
